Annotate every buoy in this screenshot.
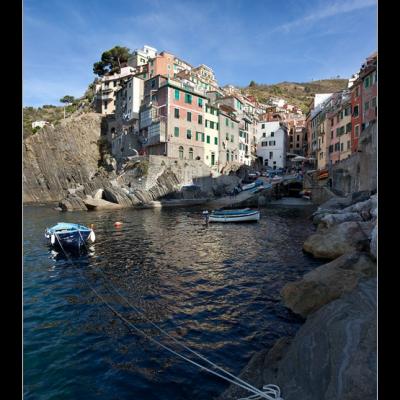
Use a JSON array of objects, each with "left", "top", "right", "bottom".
[
  {"left": 51, "top": 234, "right": 55, "bottom": 245},
  {"left": 114, "top": 221, "right": 123, "bottom": 227},
  {"left": 89, "top": 230, "right": 96, "bottom": 242}
]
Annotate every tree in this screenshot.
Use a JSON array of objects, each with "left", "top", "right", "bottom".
[
  {"left": 60, "top": 95, "right": 75, "bottom": 104},
  {"left": 249, "top": 80, "right": 256, "bottom": 87},
  {"left": 60, "top": 95, "right": 75, "bottom": 119},
  {"left": 92, "top": 46, "right": 131, "bottom": 76}
]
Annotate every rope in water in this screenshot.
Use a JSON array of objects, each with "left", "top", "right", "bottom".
[{"left": 54, "top": 232, "right": 283, "bottom": 400}]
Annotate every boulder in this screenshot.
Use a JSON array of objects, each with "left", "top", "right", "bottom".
[
  {"left": 341, "top": 196, "right": 377, "bottom": 215},
  {"left": 281, "top": 251, "right": 376, "bottom": 317},
  {"left": 277, "top": 278, "right": 377, "bottom": 400},
  {"left": 103, "top": 186, "right": 135, "bottom": 207},
  {"left": 319, "top": 212, "right": 363, "bottom": 228},
  {"left": 370, "top": 225, "right": 377, "bottom": 259},
  {"left": 59, "top": 194, "right": 88, "bottom": 211},
  {"left": 304, "top": 221, "right": 373, "bottom": 259},
  {"left": 93, "top": 189, "right": 104, "bottom": 199},
  {"left": 83, "top": 197, "right": 123, "bottom": 210},
  {"left": 218, "top": 279, "right": 377, "bottom": 400}
]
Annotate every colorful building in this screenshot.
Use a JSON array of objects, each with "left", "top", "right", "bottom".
[
  {"left": 204, "top": 103, "right": 219, "bottom": 168},
  {"left": 139, "top": 75, "right": 207, "bottom": 160}
]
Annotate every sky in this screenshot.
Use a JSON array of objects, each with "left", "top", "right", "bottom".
[{"left": 23, "top": 0, "right": 377, "bottom": 107}]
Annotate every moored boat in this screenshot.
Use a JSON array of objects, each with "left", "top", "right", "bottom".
[
  {"left": 45, "top": 222, "right": 95, "bottom": 249},
  {"left": 208, "top": 208, "right": 260, "bottom": 223}
]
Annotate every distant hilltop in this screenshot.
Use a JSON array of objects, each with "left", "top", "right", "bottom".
[{"left": 236, "top": 79, "right": 349, "bottom": 114}]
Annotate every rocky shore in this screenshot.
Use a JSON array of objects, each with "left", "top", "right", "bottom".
[{"left": 218, "top": 191, "right": 377, "bottom": 400}]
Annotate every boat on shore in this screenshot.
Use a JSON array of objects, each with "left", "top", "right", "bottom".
[
  {"left": 45, "top": 222, "right": 95, "bottom": 249},
  {"left": 206, "top": 208, "right": 260, "bottom": 223}
]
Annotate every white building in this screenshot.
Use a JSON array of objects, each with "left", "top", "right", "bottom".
[
  {"left": 128, "top": 45, "right": 157, "bottom": 68},
  {"left": 256, "top": 121, "right": 288, "bottom": 169},
  {"left": 31, "top": 121, "right": 50, "bottom": 129}
]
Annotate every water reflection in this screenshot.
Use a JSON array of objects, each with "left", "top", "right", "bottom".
[{"left": 24, "top": 205, "right": 320, "bottom": 400}]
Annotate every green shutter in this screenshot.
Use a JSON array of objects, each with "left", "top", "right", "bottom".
[
  {"left": 225, "top": 118, "right": 228, "bottom": 126},
  {"left": 198, "top": 115, "right": 202, "bottom": 124},
  {"left": 206, "top": 135, "right": 210, "bottom": 144},
  {"left": 214, "top": 137, "right": 218, "bottom": 145},
  {"left": 198, "top": 98, "right": 203, "bottom": 107},
  {"left": 202, "top": 133, "right": 205, "bottom": 142},
  {"left": 174, "top": 127, "right": 179, "bottom": 137},
  {"left": 175, "top": 89, "right": 180, "bottom": 100},
  {"left": 187, "top": 129, "right": 192, "bottom": 139}
]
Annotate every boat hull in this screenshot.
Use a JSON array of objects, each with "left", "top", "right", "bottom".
[
  {"left": 209, "top": 210, "right": 260, "bottom": 223},
  {"left": 45, "top": 223, "right": 94, "bottom": 249}
]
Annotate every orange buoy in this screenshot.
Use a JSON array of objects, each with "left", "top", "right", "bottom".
[{"left": 114, "top": 221, "right": 123, "bottom": 227}]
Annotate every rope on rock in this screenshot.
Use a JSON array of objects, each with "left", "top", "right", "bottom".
[{"left": 55, "top": 232, "right": 283, "bottom": 400}]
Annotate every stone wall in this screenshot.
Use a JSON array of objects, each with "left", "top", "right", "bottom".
[{"left": 331, "top": 122, "right": 377, "bottom": 195}]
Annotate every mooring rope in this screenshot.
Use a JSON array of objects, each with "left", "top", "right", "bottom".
[{"left": 54, "top": 232, "right": 283, "bottom": 400}]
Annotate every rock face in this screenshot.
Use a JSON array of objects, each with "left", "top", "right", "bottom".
[
  {"left": 23, "top": 113, "right": 111, "bottom": 202},
  {"left": 281, "top": 251, "right": 376, "bottom": 317},
  {"left": 303, "top": 221, "right": 373, "bottom": 259},
  {"left": 219, "top": 279, "right": 377, "bottom": 400}
]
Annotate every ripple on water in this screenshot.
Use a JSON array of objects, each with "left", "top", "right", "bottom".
[{"left": 24, "top": 205, "right": 321, "bottom": 400}]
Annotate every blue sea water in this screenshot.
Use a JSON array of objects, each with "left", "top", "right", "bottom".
[{"left": 24, "top": 205, "right": 322, "bottom": 400}]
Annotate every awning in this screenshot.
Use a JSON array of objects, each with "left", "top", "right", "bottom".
[{"left": 292, "top": 156, "right": 306, "bottom": 162}]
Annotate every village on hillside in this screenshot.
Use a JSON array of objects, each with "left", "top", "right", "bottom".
[{"left": 74, "top": 45, "right": 376, "bottom": 179}]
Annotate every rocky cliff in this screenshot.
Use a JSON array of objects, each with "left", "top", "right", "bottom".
[{"left": 23, "top": 113, "right": 110, "bottom": 203}]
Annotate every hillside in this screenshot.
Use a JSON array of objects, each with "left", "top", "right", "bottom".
[{"left": 240, "top": 79, "right": 349, "bottom": 113}]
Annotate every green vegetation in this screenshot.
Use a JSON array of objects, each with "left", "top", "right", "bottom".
[
  {"left": 240, "top": 79, "right": 348, "bottom": 114},
  {"left": 93, "top": 46, "right": 131, "bottom": 77}
]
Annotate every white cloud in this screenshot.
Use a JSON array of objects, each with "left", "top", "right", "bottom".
[{"left": 276, "top": 0, "right": 376, "bottom": 33}]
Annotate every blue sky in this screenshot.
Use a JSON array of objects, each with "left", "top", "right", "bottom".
[{"left": 23, "top": 0, "right": 377, "bottom": 107}]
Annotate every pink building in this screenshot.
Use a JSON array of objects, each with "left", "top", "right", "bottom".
[{"left": 139, "top": 75, "right": 206, "bottom": 160}]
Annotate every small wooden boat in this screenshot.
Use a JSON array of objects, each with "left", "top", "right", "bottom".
[
  {"left": 208, "top": 208, "right": 260, "bottom": 223},
  {"left": 45, "top": 222, "right": 95, "bottom": 249}
]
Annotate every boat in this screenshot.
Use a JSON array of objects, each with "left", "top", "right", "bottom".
[
  {"left": 207, "top": 208, "right": 260, "bottom": 223},
  {"left": 45, "top": 222, "right": 95, "bottom": 249},
  {"left": 241, "top": 179, "right": 263, "bottom": 191}
]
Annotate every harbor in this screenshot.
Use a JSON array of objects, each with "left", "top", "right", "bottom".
[{"left": 24, "top": 204, "right": 323, "bottom": 400}]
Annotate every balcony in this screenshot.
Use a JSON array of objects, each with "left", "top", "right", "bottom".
[{"left": 102, "top": 87, "right": 113, "bottom": 94}]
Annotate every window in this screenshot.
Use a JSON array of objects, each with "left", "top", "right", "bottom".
[
  {"left": 353, "top": 105, "right": 359, "bottom": 117},
  {"left": 269, "top": 151, "right": 273, "bottom": 159},
  {"left": 297, "top": 135, "right": 300, "bottom": 141},
  {"left": 355, "top": 125, "right": 360, "bottom": 137},
  {"left": 185, "top": 93, "right": 192, "bottom": 104},
  {"left": 206, "top": 135, "right": 210, "bottom": 144},
  {"left": 189, "top": 148, "right": 193, "bottom": 159},
  {"left": 187, "top": 112, "right": 192, "bottom": 122},
  {"left": 355, "top": 87, "right": 360, "bottom": 97},
  {"left": 231, "top": 122, "right": 234, "bottom": 128},
  {"left": 216, "top": 123, "right": 219, "bottom": 130},
  {"left": 198, "top": 115, "right": 202, "bottom": 124},
  {"left": 345, "top": 106, "right": 351, "bottom": 116},
  {"left": 210, "top": 121, "right": 215, "bottom": 129},
  {"left": 346, "top": 122, "right": 352, "bottom": 133},
  {"left": 174, "top": 108, "right": 179, "bottom": 118},
  {"left": 174, "top": 127, "right": 179, "bottom": 137},
  {"left": 329, "top": 145, "right": 333, "bottom": 153},
  {"left": 231, "top": 135, "right": 234, "bottom": 143},
  {"left": 262, "top": 124, "right": 265, "bottom": 129},
  {"left": 336, "top": 128, "right": 340, "bottom": 136},
  {"left": 205, "top": 120, "right": 208, "bottom": 128},
  {"left": 214, "top": 137, "right": 218, "bottom": 145},
  {"left": 226, "top": 133, "right": 229, "bottom": 140},
  {"left": 198, "top": 98, "right": 203, "bottom": 107},
  {"left": 187, "top": 130, "right": 192, "bottom": 139},
  {"left": 340, "top": 143, "right": 344, "bottom": 151},
  {"left": 364, "top": 101, "right": 370, "bottom": 111},
  {"left": 372, "top": 97, "right": 377, "bottom": 108},
  {"left": 331, "top": 131, "right": 334, "bottom": 139},
  {"left": 179, "top": 146, "right": 184, "bottom": 159},
  {"left": 226, "top": 118, "right": 229, "bottom": 126},
  {"left": 226, "top": 150, "right": 229, "bottom": 161},
  {"left": 364, "top": 76, "right": 370, "bottom": 88},
  {"left": 271, "top": 132, "right": 274, "bottom": 137},
  {"left": 151, "top": 79, "right": 156, "bottom": 88},
  {"left": 347, "top": 140, "right": 350, "bottom": 150},
  {"left": 174, "top": 89, "right": 180, "bottom": 100},
  {"left": 196, "top": 131, "right": 200, "bottom": 141},
  {"left": 262, "top": 132, "right": 266, "bottom": 137},
  {"left": 296, "top": 143, "right": 299, "bottom": 148}
]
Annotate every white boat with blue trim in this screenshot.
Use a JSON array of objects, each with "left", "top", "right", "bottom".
[{"left": 206, "top": 208, "right": 260, "bottom": 223}]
